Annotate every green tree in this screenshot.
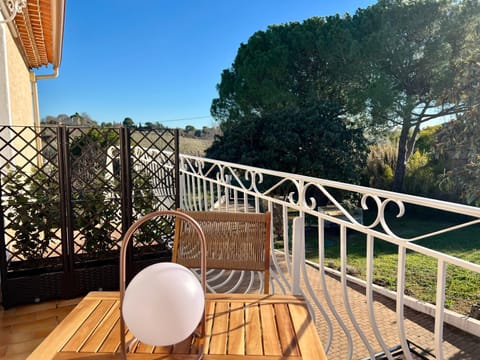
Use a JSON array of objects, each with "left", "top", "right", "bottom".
[
  {"left": 123, "top": 117, "right": 135, "bottom": 128},
  {"left": 184, "top": 125, "right": 195, "bottom": 133},
  {"left": 210, "top": 16, "right": 367, "bottom": 182},
  {"left": 211, "top": 16, "right": 358, "bottom": 123},
  {"left": 207, "top": 103, "right": 368, "bottom": 184},
  {"left": 435, "top": 41, "right": 480, "bottom": 205},
  {"left": 415, "top": 125, "right": 441, "bottom": 154},
  {"left": 351, "top": 0, "right": 480, "bottom": 191}
]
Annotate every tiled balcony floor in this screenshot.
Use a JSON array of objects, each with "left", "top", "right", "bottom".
[
  {"left": 303, "top": 263, "right": 480, "bottom": 359},
  {"left": 0, "top": 297, "right": 81, "bottom": 360},
  {"left": 1, "top": 263, "right": 478, "bottom": 360}
]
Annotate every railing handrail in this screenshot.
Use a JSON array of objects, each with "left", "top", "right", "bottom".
[{"left": 179, "top": 153, "right": 480, "bottom": 218}]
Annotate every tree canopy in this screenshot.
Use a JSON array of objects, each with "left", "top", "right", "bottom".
[
  {"left": 351, "top": 0, "right": 480, "bottom": 191},
  {"left": 207, "top": 103, "right": 368, "bottom": 184},
  {"left": 433, "top": 10, "right": 480, "bottom": 206},
  {"left": 209, "top": 16, "right": 367, "bottom": 183},
  {"left": 209, "top": 0, "right": 480, "bottom": 191}
]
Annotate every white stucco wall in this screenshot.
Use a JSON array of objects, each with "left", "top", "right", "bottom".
[{"left": 6, "top": 24, "right": 35, "bottom": 127}]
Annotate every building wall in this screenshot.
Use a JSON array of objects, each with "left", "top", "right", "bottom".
[
  {"left": 6, "top": 25, "right": 34, "bottom": 127},
  {"left": 0, "top": 24, "right": 12, "bottom": 127},
  {"left": 0, "top": 24, "right": 38, "bottom": 168}
]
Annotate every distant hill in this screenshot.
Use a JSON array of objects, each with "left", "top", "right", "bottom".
[
  {"left": 40, "top": 113, "right": 217, "bottom": 156},
  {"left": 179, "top": 135, "right": 213, "bottom": 156},
  {"left": 41, "top": 113, "right": 97, "bottom": 127}
]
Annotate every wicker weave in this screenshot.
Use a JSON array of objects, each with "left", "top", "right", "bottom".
[{"left": 172, "top": 211, "right": 271, "bottom": 293}]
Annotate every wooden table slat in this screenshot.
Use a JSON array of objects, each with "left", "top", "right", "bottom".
[
  {"left": 245, "top": 302, "right": 263, "bottom": 355},
  {"left": 153, "top": 344, "right": 174, "bottom": 354},
  {"left": 54, "top": 353, "right": 303, "bottom": 359},
  {"left": 288, "top": 303, "right": 326, "bottom": 360},
  {"left": 208, "top": 301, "right": 229, "bottom": 354},
  {"left": 28, "top": 298, "right": 102, "bottom": 359},
  {"left": 79, "top": 300, "right": 120, "bottom": 352},
  {"left": 259, "top": 303, "right": 282, "bottom": 356},
  {"left": 62, "top": 299, "right": 117, "bottom": 351},
  {"left": 227, "top": 301, "right": 245, "bottom": 355},
  {"left": 28, "top": 291, "right": 327, "bottom": 360},
  {"left": 202, "top": 297, "right": 215, "bottom": 355},
  {"left": 135, "top": 341, "right": 155, "bottom": 354},
  {"left": 209, "top": 294, "right": 306, "bottom": 304},
  {"left": 274, "top": 303, "right": 300, "bottom": 356},
  {"left": 172, "top": 335, "right": 195, "bottom": 354},
  {"left": 97, "top": 318, "right": 122, "bottom": 353}
]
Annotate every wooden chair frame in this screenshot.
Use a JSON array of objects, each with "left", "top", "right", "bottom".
[{"left": 172, "top": 211, "right": 271, "bottom": 294}]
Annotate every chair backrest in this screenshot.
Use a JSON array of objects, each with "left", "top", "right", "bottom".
[{"left": 172, "top": 211, "right": 271, "bottom": 294}]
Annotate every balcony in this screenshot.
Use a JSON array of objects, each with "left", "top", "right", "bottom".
[{"left": 0, "top": 129, "right": 479, "bottom": 359}]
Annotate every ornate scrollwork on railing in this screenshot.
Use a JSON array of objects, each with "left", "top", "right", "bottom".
[
  {"left": 361, "top": 195, "right": 406, "bottom": 238},
  {"left": 179, "top": 154, "right": 480, "bottom": 243},
  {"left": 244, "top": 169, "right": 264, "bottom": 193}
]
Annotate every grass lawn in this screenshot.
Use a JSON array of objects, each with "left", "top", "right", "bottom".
[{"left": 303, "top": 206, "right": 480, "bottom": 315}]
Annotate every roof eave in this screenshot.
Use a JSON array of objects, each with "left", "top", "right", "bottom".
[{"left": 50, "top": 0, "right": 65, "bottom": 69}]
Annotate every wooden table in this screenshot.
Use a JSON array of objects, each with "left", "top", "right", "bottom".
[{"left": 27, "top": 291, "right": 327, "bottom": 359}]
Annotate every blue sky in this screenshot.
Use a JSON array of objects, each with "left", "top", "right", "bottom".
[{"left": 37, "top": 0, "right": 377, "bottom": 129}]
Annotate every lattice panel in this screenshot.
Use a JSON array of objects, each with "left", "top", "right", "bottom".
[
  {"left": 0, "top": 126, "right": 178, "bottom": 277},
  {"left": 0, "top": 126, "right": 63, "bottom": 271},
  {"left": 66, "top": 127, "right": 123, "bottom": 262},
  {"left": 130, "top": 128, "right": 176, "bottom": 216},
  {"left": 128, "top": 129, "right": 176, "bottom": 256}
]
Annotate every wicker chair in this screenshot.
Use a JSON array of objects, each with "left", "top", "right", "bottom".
[{"left": 172, "top": 211, "right": 271, "bottom": 294}]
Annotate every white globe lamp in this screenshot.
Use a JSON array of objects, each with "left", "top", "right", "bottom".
[{"left": 122, "top": 262, "right": 204, "bottom": 346}]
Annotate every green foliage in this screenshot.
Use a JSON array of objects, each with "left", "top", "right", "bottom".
[
  {"left": 211, "top": 16, "right": 359, "bottom": 123},
  {"left": 73, "top": 180, "right": 118, "bottom": 255},
  {"left": 404, "top": 150, "right": 437, "bottom": 196},
  {"left": 366, "top": 127, "right": 447, "bottom": 198},
  {"left": 131, "top": 168, "right": 174, "bottom": 249},
  {"left": 69, "top": 128, "right": 122, "bottom": 255},
  {"left": 352, "top": 0, "right": 480, "bottom": 191},
  {"left": 4, "top": 166, "right": 60, "bottom": 260},
  {"left": 439, "top": 156, "right": 480, "bottom": 206},
  {"left": 4, "top": 167, "right": 119, "bottom": 259},
  {"left": 208, "top": 103, "right": 369, "bottom": 184},
  {"left": 123, "top": 117, "right": 135, "bottom": 128},
  {"left": 70, "top": 128, "right": 119, "bottom": 157},
  {"left": 416, "top": 125, "right": 441, "bottom": 154},
  {"left": 433, "top": 33, "right": 480, "bottom": 205},
  {"left": 209, "top": 15, "right": 370, "bottom": 184},
  {"left": 365, "top": 142, "right": 397, "bottom": 189}
]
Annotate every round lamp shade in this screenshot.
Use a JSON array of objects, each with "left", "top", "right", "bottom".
[{"left": 122, "top": 262, "right": 205, "bottom": 346}]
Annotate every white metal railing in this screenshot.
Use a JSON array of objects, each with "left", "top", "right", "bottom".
[{"left": 178, "top": 153, "right": 480, "bottom": 360}]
